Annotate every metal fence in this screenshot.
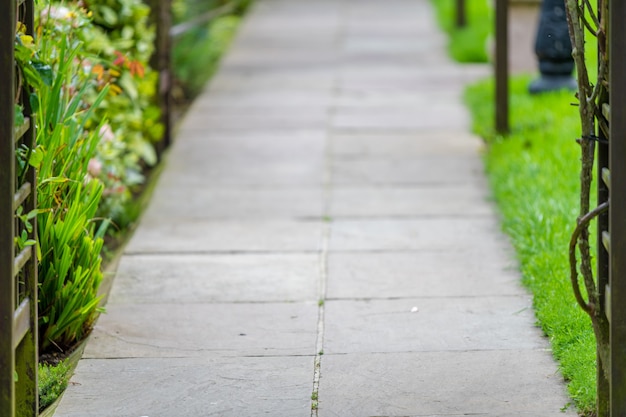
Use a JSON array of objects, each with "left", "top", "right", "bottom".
[
  {"left": 605, "top": 2, "right": 626, "bottom": 413},
  {"left": 0, "top": 0, "right": 39, "bottom": 416}
]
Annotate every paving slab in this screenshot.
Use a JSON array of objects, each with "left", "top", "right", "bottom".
[
  {"left": 155, "top": 160, "right": 325, "bottom": 186},
  {"left": 329, "top": 218, "right": 509, "bottom": 252},
  {"left": 331, "top": 156, "right": 484, "bottom": 185},
  {"left": 318, "top": 351, "right": 575, "bottom": 417},
  {"left": 326, "top": 252, "right": 522, "bottom": 299},
  {"left": 157, "top": 130, "right": 327, "bottom": 186},
  {"left": 143, "top": 186, "right": 324, "bottom": 220},
  {"left": 329, "top": 184, "right": 491, "bottom": 217},
  {"left": 168, "top": 129, "right": 326, "bottom": 158},
  {"left": 331, "top": 132, "right": 483, "bottom": 157},
  {"left": 331, "top": 106, "right": 472, "bottom": 130},
  {"left": 125, "top": 219, "right": 322, "bottom": 254},
  {"left": 197, "top": 88, "right": 334, "bottom": 105},
  {"left": 323, "top": 296, "right": 541, "bottom": 354},
  {"left": 209, "top": 72, "right": 335, "bottom": 90},
  {"left": 184, "top": 109, "right": 330, "bottom": 130},
  {"left": 83, "top": 302, "right": 318, "bottom": 358},
  {"left": 334, "top": 89, "right": 463, "bottom": 107},
  {"left": 109, "top": 253, "right": 320, "bottom": 303},
  {"left": 55, "top": 356, "right": 314, "bottom": 417}
]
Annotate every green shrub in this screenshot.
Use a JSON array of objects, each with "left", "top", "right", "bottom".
[
  {"left": 79, "top": 0, "right": 164, "bottom": 223},
  {"left": 172, "top": 15, "right": 240, "bottom": 100},
  {"left": 38, "top": 361, "right": 71, "bottom": 411}
]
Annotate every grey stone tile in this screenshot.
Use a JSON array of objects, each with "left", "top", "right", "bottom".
[
  {"left": 126, "top": 219, "right": 322, "bottom": 253},
  {"left": 341, "top": 36, "right": 445, "bottom": 56},
  {"left": 220, "top": 48, "right": 339, "bottom": 69},
  {"left": 169, "top": 128, "right": 326, "bottom": 159},
  {"left": 331, "top": 106, "right": 472, "bottom": 130},
  {"left": 156, "top": 159, "right": 325, "bottom": 186},
  {"left": 331, "top": 132, "right": 483, "bottom": 158},
  {"left": 334, "top": 89, "right": 462, "bottom": 107},
  {"left": 326, "top": 252, "right": 522, "bottom": 299},
  {"left": 84, "top": 302, "right": 318, "bottom": 358},
  {"left": 323, "top": 296, "right": 541, "bottom": 354},
  {"left": 329, "top": 218, "right": 508, "bottom": 252},
  {"left": 109, "top": 253, "right": 320, "bottom": 303},
  {"left": 331, "top": 157, "right": 485, "bottom": 186},
  {"left": 329, "top": 184, "right": 491, "bottom": 217},
  {"left": 197, "top": 88, "right": 333, "bottom": 105},
  {"left": 55, "top": 356, "right": 314, "bottom": 417},
  {"left": 157, "top": 129, "right": 327, "bottom": 186},
  {"left": 209, "top": 72, "right": 335, "bottom": 90},
  {"left": 181, "top": 105, "right": 330, "bottom": 130},
  {"left": 143, "top": 186, "right": 324, "bottom": 220},
  {"left": 317, "top": 351, "right": 576, "bottom": 417}
]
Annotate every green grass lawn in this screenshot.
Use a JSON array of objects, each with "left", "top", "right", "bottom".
[
  {"left": 430, "top": 0, "right": 491, "bottom": 62},
  {"left": 465, "top": 76, "right": 597, "bottom": 415}
]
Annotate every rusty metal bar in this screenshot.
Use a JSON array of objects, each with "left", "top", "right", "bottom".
[
  {"left": 13, "top": 117, "right": 30, "bottom": 141},
  {"left": 13, "top": 183, "right": 31, "bottom": 210},
  {"left": 13, "top": 248, "right": 32, "bottom": 279},
  {"left": 597, "top": 58, "right": 610, "bottom": 417},
  {"left": 15, "top": 0, "right": 39, "bottom": 413},
  {"left": 149, "top": 0, "right": 173, "bottom": 155},
  {"left": 12, "top": 300, "right": 30, "bottom": 351},
  {"left": 0, "top": 0, "right": 18, "bottom": 415},
  {"left": 456, "top": 0, "right": 467, "bottom": 28},
  {"left": 495, "top": 0, "right": 509, "bottom": 134},
  {"left": 609, "top": 0, "right": 626, "bottom": 414},
  {"left": 608, "top": 1, "right": 626, "bottom": 417}
]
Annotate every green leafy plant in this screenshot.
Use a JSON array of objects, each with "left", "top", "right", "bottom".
[
  {"left": 38, "top": 361, "right": 71, "bottom": 411},
  {"left": 20, "top": 3, "right": 111, "bottom": 353}
]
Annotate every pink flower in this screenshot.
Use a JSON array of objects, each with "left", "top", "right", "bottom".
[
  {"left": 88, "top": 158, "right": 102, "bottom": 177},
  {"left": 99, "top": 124, "right": 115, "bottom": 142}
]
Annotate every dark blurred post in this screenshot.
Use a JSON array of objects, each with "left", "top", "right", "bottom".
[
  {"left": 528, "top": 0, "right": 576, "bottom": 93},
  {"left": 456, "top": 0, "right": 466, "bottom": 28},
  {"left": 149, "top": 0, "right": 173, "bottom": 155},
  {"left": 495, "top": 0, "right": 509, "bottom": 134},
  {"left": 610, "top": 1, "right": 626, "bottom": 414}
]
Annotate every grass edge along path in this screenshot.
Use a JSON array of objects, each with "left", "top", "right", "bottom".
[
  {"left": 429, "top": 0, "right": 492, "bottom": 63},
  {"left": 465, "top": 76, "right": 597, "bottom": 416}
]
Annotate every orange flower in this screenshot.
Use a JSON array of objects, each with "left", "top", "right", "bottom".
[
  {"left": 113, "top": 51, "right": 126, "bottom": 67},
  {"left": 92, "top": 64, "right": 105, "bottom": 81},
  {"left": 128, "top": 60, "right": 145, "bottom": 78}
]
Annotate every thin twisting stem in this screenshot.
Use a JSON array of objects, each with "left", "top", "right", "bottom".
[{"left": 569, "top": 202, "right": 609, "bottom": 315}]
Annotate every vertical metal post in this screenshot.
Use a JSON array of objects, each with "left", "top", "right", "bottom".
[
  {"left": 149, "top": 0, "right": 173, "bottom": 155},
  {"left": 456, "top": 0, "right": 466, "bottom": 28},
  {"left": 15, "top": 0, "right": 39, "bottom": 412},
  {"left": 595, "top": 3, "right": 610, "bottom": 416},
  {"left": 0, "top": 0, "right": 18, "bottom": 415},
  {"left": 1, "top": 1, "right": 38, "bottom": 415},
  {"left": 495, "top": 0, "right": 509, "bottom": 134},
  {"left": 597, "top": 114, "right": 610, "bottom": 417},
  {"left": 609, "top": 0, "right": 626, "bottom": 414}
]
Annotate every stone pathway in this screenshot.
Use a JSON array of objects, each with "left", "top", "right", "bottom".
[{"left": 55, "top": 0, "right": 577, "bottom": 416}]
